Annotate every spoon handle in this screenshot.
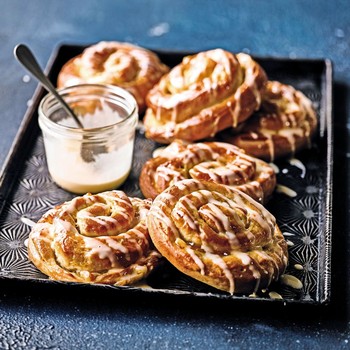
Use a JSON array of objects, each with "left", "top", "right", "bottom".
[{"left": 14, "top": 44, "right": 84, "bottom": 129}]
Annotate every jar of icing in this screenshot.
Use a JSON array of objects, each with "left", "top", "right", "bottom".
[{"left": 38, "top": 84, "right": 138, "bottom": 194}]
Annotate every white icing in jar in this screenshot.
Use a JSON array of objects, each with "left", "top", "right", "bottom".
[{"left": 38, "top": 84, "right": 138, "bottom": 194}]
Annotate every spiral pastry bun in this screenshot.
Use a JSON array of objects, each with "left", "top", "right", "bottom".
[
  {"left": 28, "top": 191, "right": 161, "bottom": 285},
  {"left": 140, "top": 140, "right": 276, "bottom": 204},
  {"left": 147, "top": 179, "right": 288, "bottom": 294},
  {"left": 220, "top": 81, "right": 318, "bottom": 161},
  {"left": 143, "top": 49, "right": 267, "bottom": 143},
  {"left": 57, "top": 41, "right": 169, "bottom": 112}
]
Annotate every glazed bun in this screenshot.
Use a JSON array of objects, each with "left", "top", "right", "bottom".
[
  {"left": 28, "top": 191, "right": 161, "bottom": 285},
  {"left": 144, "top": 49, "right": 267, "bottom": 143},
  {"left": 57, "top": 41, "right": 169, "bottom": 112},
  {"left": 147, "top": 179, "right": 288, "bottom": 294}
]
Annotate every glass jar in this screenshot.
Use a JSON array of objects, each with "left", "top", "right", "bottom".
[{"left": 38, "top": 84, "right": 138, "bottom": 194}]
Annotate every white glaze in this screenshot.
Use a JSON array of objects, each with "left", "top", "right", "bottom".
[
  {"left": 269, "top": 291, "right": 283, "bottom": 299},
  {"left": 280, "top": 274, "right": 303, "bottom": 289},
  {"left": 276, "top": 184, "right": 297, "bottom": 197},
  {"left": 288, "top": 158, "right": 306, "bottom": 178},
  {"left": 21, "top": 216, "right": 37, "bottom": 227},
  {"left": 294, "top": 264, "right": 304, "bottom": 270},
  {"left": 84, "top": 237, "right": 118, "bottom": 266},
  {"left": 186, "top": 247, "right": 206, "bottom": 275}
]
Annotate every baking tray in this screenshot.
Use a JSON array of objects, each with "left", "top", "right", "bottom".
[{"left": 0, "top": 44, "right": 333, "bottom": 304}]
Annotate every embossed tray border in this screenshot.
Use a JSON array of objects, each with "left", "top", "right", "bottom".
[{"left": 0, "top": 44, "right": 333, "bottom": 304}]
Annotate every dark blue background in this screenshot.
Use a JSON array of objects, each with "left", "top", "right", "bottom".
[{"left": 0, "top": 0, "right": 349, "bottom": 348}]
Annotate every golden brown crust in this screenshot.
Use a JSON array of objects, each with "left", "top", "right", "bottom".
[
  {"left": 147, "top": 179, "right": 288, "bottom": 294},
  {"left": 143, "top": 50, "right": 267, "bottom": 143},
  {"left": 57, "top": 41, "right": 169, "bottom": 112},
  {"left": 28, "top": 191, "right": 161, "bottom": 285},
  {"left": 219, "top": 81, "right": 318, "bottom": 161},
  {"left": 140, "top": 140, "right": 276, "bottom": 204}
]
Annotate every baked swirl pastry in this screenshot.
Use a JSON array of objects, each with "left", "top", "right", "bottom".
[
  {"left": 220, "top": 81, "right": 318, "bottom": 161},
  {"left": 28, "top": 191, "right": 161, "bottom": 285},
  {"left": 140, "top": 140, "right": 276, "bottom": 204},
  {"left": 143, "top": 49, "right": 267, "bottom": 143},
  {"left": 147, "top": 179, "right": 288, "bottom": 294},
  {"left": 57, "top": 41, "right": 169, "bottom": 111}
]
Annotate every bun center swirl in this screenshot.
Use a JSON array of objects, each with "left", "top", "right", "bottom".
[
  {"left": 172, "top": 189, "right": 275, "bottom": 254},
  {"left": 80, "top": 46, "right": 139, "bottom": 82},
  {"left": 189, "top": 155, "right": 256, "bottom": 186},
  {"left": 71, "top": 191, "right": 136, "bottom": 237},
  {"left": 79, "top": 42, "right": 161, "bottom": 86},
  {"left": 166, "top": 50, "right": 242, "bottom": 94},
  {"left": 151, "top": 49, "right": 244, "bottom": 124},
  {"left": 53, "top": 192, "right": 150, "bottom": 272}
]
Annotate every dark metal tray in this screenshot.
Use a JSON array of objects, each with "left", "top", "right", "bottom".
[{"left": 0, "top": 44, "right": 333, "bottom": 304}]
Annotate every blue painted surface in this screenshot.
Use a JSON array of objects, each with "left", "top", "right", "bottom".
[{"left": 0, "top": 0, "right": 349, "bottom": 348}]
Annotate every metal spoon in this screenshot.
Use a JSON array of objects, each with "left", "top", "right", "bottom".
[{"left": 14, "top": 43, "right": 96, "bottom": 162}]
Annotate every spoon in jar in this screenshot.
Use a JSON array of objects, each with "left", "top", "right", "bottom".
[{"left": 14, "top": 44, "right": 96, "bottom": 163}]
